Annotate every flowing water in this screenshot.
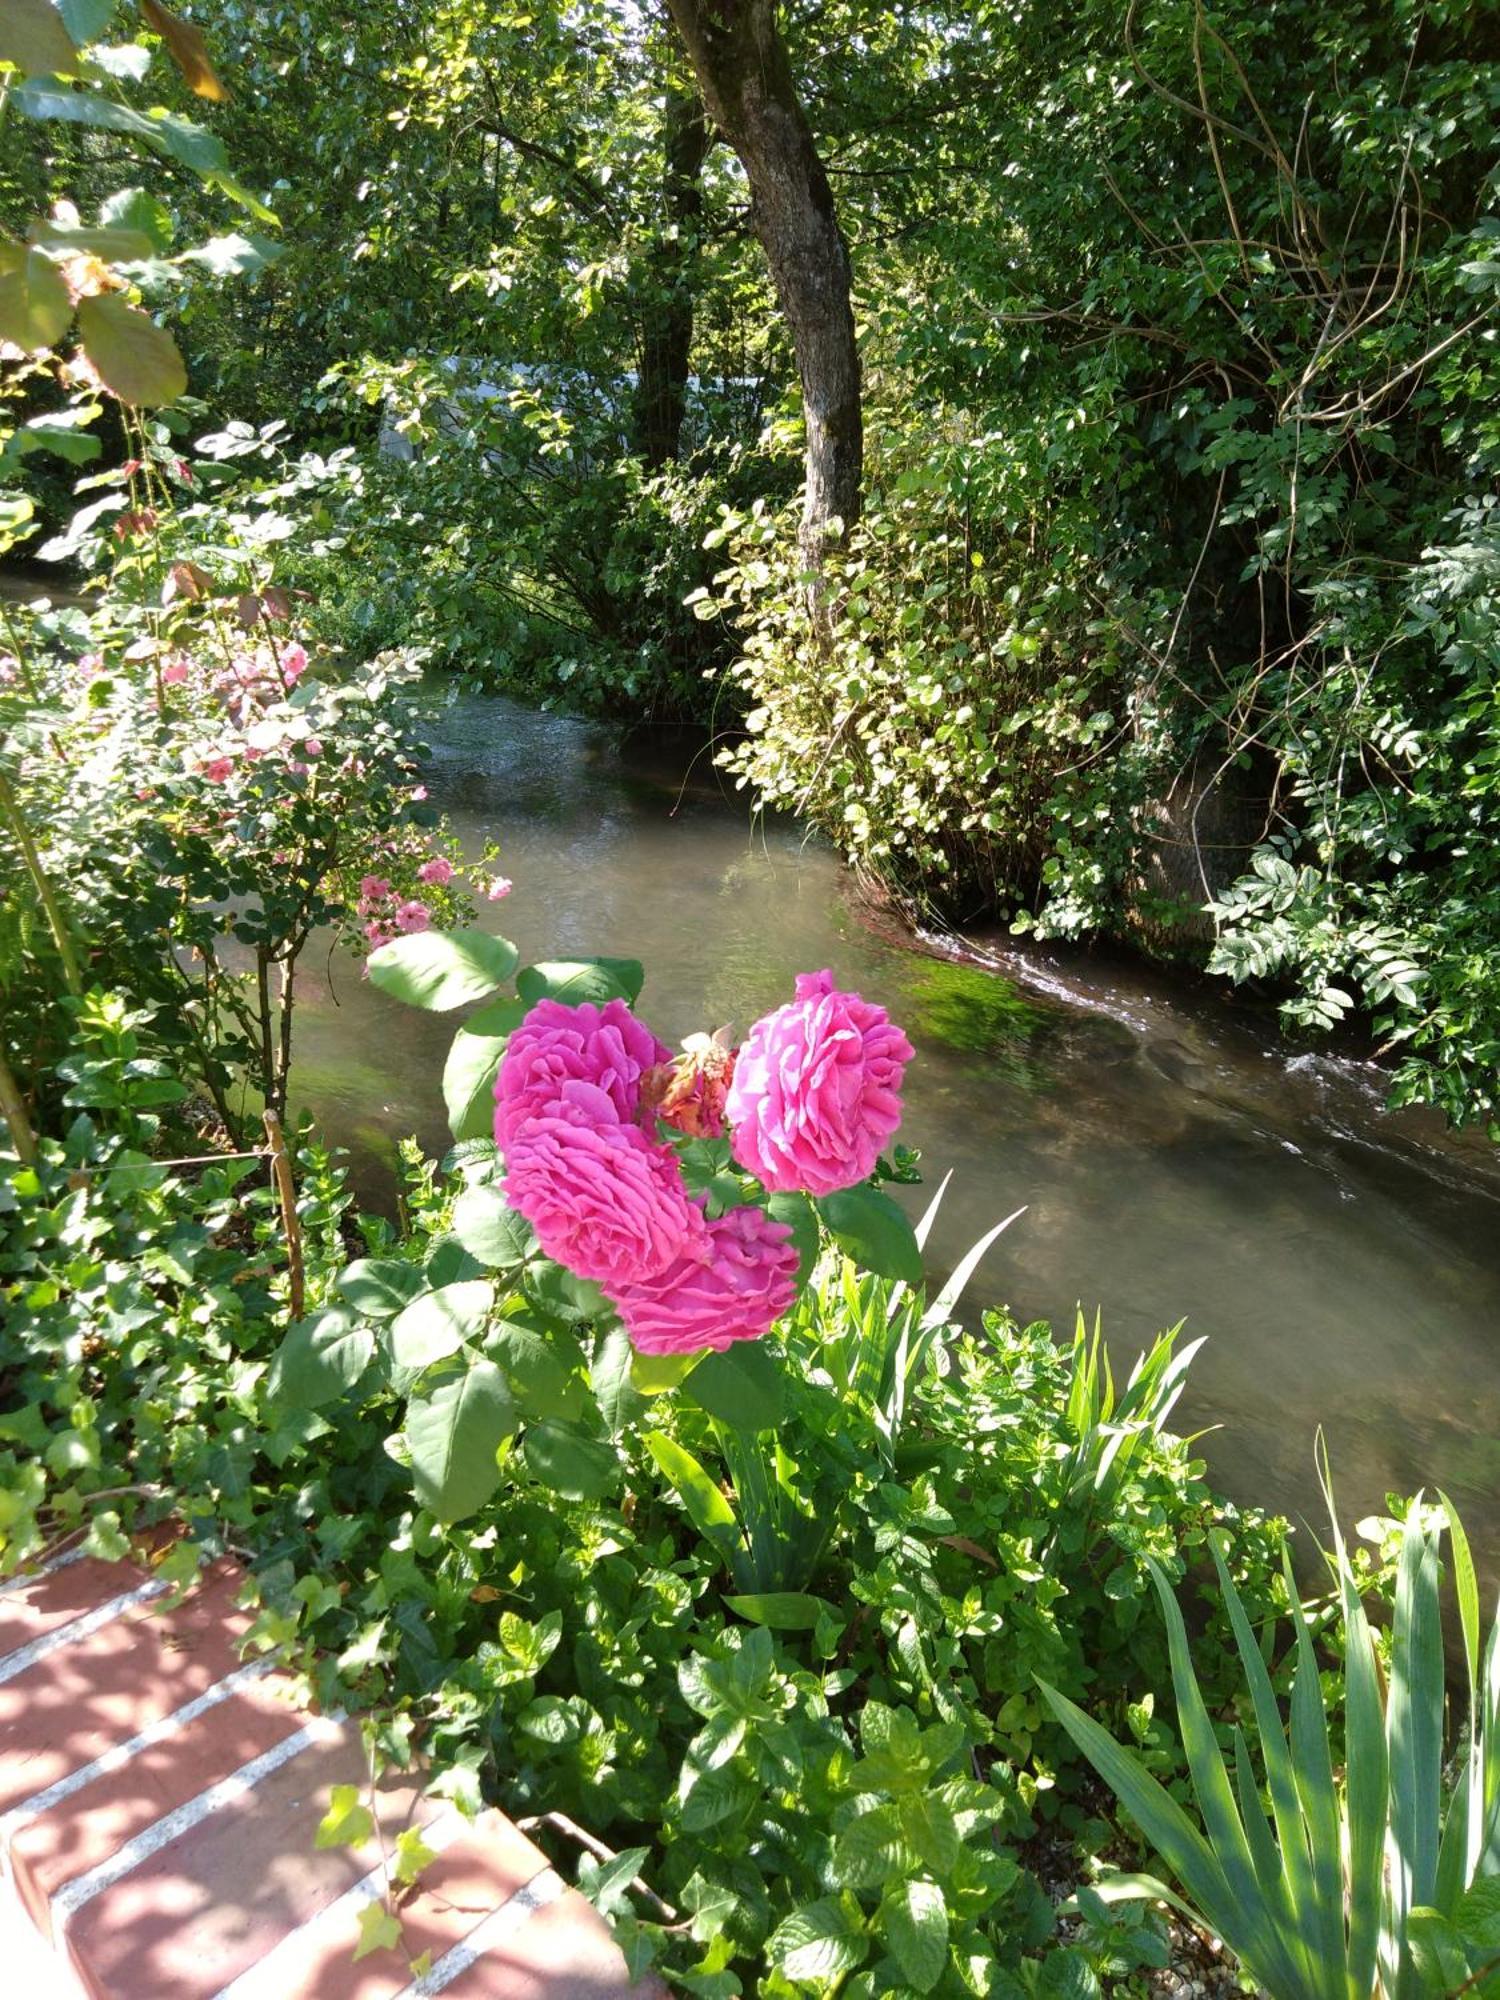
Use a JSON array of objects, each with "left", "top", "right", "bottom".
[{"left": 289, "top": 691, "right": 1500, "bottom": 1550}]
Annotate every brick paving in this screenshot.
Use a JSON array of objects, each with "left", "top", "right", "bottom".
[{"left": 0, "top": 1540, "right": 662, "bottom": 1998}]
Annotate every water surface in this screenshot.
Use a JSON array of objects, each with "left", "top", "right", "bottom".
[{"left": 290, "top": 693, "right": 1500, "bottom": 1550}]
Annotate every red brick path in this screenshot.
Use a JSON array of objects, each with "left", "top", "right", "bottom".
[{"left": 0, "top": 1541, "right": 660, "bottom": 1998}]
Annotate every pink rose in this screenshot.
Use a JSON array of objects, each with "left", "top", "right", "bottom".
[
  {"left": 395, "top": 899, "right": 431, "bottom": 933},
  {"left": 505, "top": 1112, "right": 706, "bottom": 1289},
  {"left": 609, "top": 1203, "right": 798, "bottom": 1356},
  {"left": 486, "top": 875, "right": 513, "bottom": 901},
  {"left": 281, "top": 642, "right": 308, "bottom": 682},
  {"left": 418, "top": 856, "right": 453, "bottom": 885},
  {"left": 364, "top": 919, "right": 393, "bottom": 944},
  {"left": 202, "top": 755, "right": 235, "bottom": 783},
  {"left": 494, "top": 998, "right": 671, "bottom": 1152},
  {"left": 360, "top": 875, "right": 392, "bottom": 902},
  {"left": 161, "top": 660, "right": 189, "bottom": 686},
  {"left": 303, "top": 736, "right": 323, "bottom": 759},
  {"left": 726, "top": 969, "right": 913, "bottom": 1196},
  {"left": 496, "top": 996, "right": 672, "bottom": 1152},
  {"left": 410, "top": 784, "right": 428, "bottom": 802}
]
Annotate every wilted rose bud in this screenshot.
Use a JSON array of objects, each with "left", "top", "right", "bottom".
[{"left": 653, "top": 1028, "right": 738, "bottom": 1139}]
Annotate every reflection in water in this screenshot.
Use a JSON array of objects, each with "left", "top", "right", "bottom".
[{"left": 290, "top": 693, "right": 1500, "bottom": 1556}]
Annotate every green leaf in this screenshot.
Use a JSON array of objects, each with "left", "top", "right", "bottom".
[
  {"left": 336, "top": 1258, "right": 428, "bottom": 1320},
  {"left": 830, "top": 1803, "right": 915, "bottom": 1889},
  {"left": 631, "top": 1347, "right": 704, "bottom": 1394},
  {"left": 267, "top": 1307, "right": 374, "bottom": 1410},
  {"left": 451, "top": 1185, "right": 533, "bottom": 1269},
  {"left": 0, "top": 241, "right": 72, "bottom": 350},
  {"left": 368, "top": 929, "right": 518, "bottom": 1011},
  {"left": 767, "top": 1896, "right": 868, "bottom": 1986},
  {"left": 315, "top": 1783, "right": 374, "bottom": 1850},
  {"left": 489, "top": 1316, "right": 588, "bottom": 1421},
  {"left": 390, "top": 1280, "right": 492, "bottom": 1369},
  {"left": 725, "top": 1591, "right": 834, "bottom": 1632},
  {"left": 680, "top": 1764, "right": 755, "bottom": 1832},
  {"left": 645, "top": 1430, "right": 742, "bottom": 1564},
  {"left": 0, "top": 0, "right": 80, "bottom": 77},
  {"left": 29, "top": 221, "right": 155, "bottom": 260},
  {"left": 591, "top": 1325, "right": 648, "bottom": 1436},
  {"left": 406, "top": 1355, "right": 515, "bottom": 1523},
  {"left": 180, "top": 231, "right": 281, "bottom": 277},
  {"left": 443, "top": 1001, "right": 521, "bottom": 1140},
  {"left": 898, "top": 1791, "right": 962, "bottom": 1875},
  {"left": 515, "top": 958, "right": 645, "bottom": 1007},
  {"left": 767, "top": 1188, "right": 820, "bottom": 1288},
  {"left": 883, "top": 1878, "right": 949, "bottom": 1995},
  {"left": 818, "top": 1185, "right": 923, "bottom": 1285},
  {"left": 77, "top": 293, "right": 186, "bottom": 405},
  {"left": 99, "top": 186, "right": 173, "bottom": 251},
  {"left": 521, "top": 1419, "right": 619, "bottom": 1500},
  {"left": 682, "top": 1341, "right": 786, "bottom": 1431},
  {"left": 12, "top": 82, "right": 229, "bottom": 177},
  {"left": 352, "top": 1901, "right": 402, "bottom": 1962},
  {"left": 17, "top": 420, "right": 100, "bottom": 465},
  {"left": 58, "top": 0, "right": 117, "bottom": 47}
]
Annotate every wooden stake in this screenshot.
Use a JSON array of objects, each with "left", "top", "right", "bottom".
[{"left": 262, "top": 1109, "right": 305, "bottom": 1320}]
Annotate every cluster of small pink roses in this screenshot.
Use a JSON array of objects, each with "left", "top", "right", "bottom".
[
  {"left": 493, "top": 971, "right": 913, "bottom": 1356},
  {"left": 185, "top": 639, "right": 319, "bottom": 785}
]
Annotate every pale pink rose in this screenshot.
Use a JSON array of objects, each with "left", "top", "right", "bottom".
[
  {"left": 417, "top": 856, "right": 453, "bottom": 885},
  {"left": 395, "top": 899, "right": 431, "bottom": 933},
  {"left": 202, "top": 755, "right": 235, "bottom": 783},
  {"left": 360, "top": 875, "right": 392, "bottom": 902},
  {"left": 364, "top": 919, "right": 393, "bottom": 944},
  {"left": 161, "top": 660, "right": 189, "bottom": 685},
  {"left": 303, "top": 736, "right": 323, "bottom": 758},
  {"left": 504, "top": 1110, "right": 706, "bottom": 1289},
  {"left": 726, "top": 970, "right": 913, "bottom": 1196},
  {"left": 608, "top": 1203, "right": 798, "bottom": 1356},
  {"left": 0, "top": 657, "right": 16, "bottom": 685},
  {"left": 281, "top": 642, "right": 308, "bottom": 682},
  {"left": 493, "top": 998, "right": 671, "bottom": 1152},
  {"left": 410, "top": 784, "right": 428, "bottom": 802},
  {"left": 487, "top": 875, "right": 513, "bottom": 901}
]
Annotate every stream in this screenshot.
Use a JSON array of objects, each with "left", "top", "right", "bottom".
[{"left": 289, "top": 691, "right": 1500, "bottom": 1552}]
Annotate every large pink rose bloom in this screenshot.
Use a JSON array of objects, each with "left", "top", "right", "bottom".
[
  {"left": 494, "top": 998, "right": 670, "bottom": 1151},
  {"left": 610, "top": 1205, "right": 798, "bottom": 1357},
  {"left": 504, "top": 1111, "right": 706, "bottom": 1289},
  {"left": 726, "top": 969, "right": 913, "bottom": 1196}
]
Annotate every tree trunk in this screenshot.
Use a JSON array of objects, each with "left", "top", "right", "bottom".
[
  {"left": 664, "top": 0, "right": 862, "bottom": 561},
  {"left": 634, "top": 85, "right": 710, "bottom": 471}
]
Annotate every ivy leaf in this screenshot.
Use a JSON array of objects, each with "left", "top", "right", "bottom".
[
  {"left": 766, "top": 1895, "right": 869, "bottom": 1986},
  {"left": 393, "top": 1825, "right": 439, "bottom": 1888},
  {"left": 368, "top": 929, "right": 518, "bottom": 1011},
  {"left": 0, "top": 242, "right": 71, "bottom": 350},
  {"left": 390, "top": 1280, "right": 492, "bottom": 1369},
  {"left": 406, "top": 1355, "right": 515, "bottom": 1523},
  {"left": 882, "top": 1878, "right": 949, "bottom": 1995},
  {"left": 315, "top": 1783, "right": 374, "bottom": 1850},
  {"left": 352, "top": 1900, "right": 403, "bottom": 1962},
  {"left": 77, "top": 294, "right": 187, "bottom": 405},
  {"left": 817, "top": 1184, "right": 923, "bottom": 1284},
  {"left": 515, "top": 958, "right": 645, "bottom": 1007}
]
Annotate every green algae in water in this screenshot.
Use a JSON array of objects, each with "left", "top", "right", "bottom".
[{"left": 895, "top": 958, "right": 1053, "bottom": 1088}]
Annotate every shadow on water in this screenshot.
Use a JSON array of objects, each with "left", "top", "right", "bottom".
[{"left": 288, "top": 690, "right": 1500, "bottom": 1561}]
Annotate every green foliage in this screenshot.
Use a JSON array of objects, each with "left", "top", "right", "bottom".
[{"left": 1046, "top": 1490, "right": 1500, "bottom": 2000}]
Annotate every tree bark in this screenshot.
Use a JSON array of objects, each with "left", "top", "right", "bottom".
[
  {"left": 663, "top": 0, "right": 862, "bottom": 559},
  {"left": 634, "top": 85, "right": 710, "bottom": 470}
]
